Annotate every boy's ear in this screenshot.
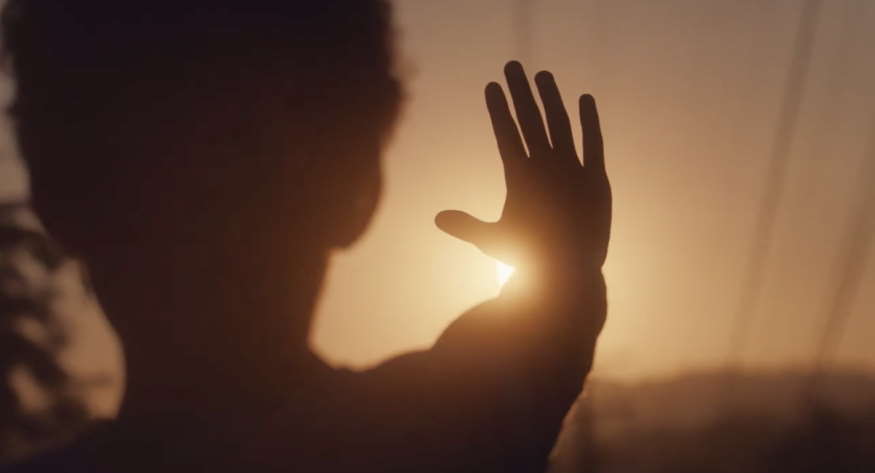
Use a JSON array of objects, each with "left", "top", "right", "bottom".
[{"left": 321, "top": 164, "right": 382, "bottom": 249}]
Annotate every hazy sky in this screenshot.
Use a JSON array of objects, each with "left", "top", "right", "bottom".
[{"left": 1, "top": 0, "right": 873, "bottom": 387}]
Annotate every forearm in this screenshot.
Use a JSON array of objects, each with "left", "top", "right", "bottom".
[
  {"left": 515, "top": 265, "right": 606, "bottom": 367},
  {"left": 428, "top": 268, "right": 606, "bottom": 471},
  {"left": 496, "top": 266, "right": 606, "bottom": 432}
]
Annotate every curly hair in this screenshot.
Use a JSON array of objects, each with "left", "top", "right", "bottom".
[
  {"left": 2, "top": 0, "right": 397, "bottom": 142},
  {"left": 0, "top": 1, "right": 401, "bottom": 251}
]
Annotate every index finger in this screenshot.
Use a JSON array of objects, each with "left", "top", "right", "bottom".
[{"left": 486, "top": 82, "right": 527, "bottom": 163}]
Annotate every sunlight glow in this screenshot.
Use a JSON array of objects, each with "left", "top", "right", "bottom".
[{"left": 496, "top": 261, "right": 516, "bottom": 287}]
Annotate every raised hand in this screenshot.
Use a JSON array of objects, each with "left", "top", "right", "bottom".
[{"left": 436, "top": 61, "right": 611, "bottom": 281}]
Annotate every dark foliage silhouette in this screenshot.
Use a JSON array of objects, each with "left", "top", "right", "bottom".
[
  {"left": 0, "top": 1, "right": 609, "bottom": 472},
  {"left": 0, "top": 202, "right": 89, "bottom": 464}
]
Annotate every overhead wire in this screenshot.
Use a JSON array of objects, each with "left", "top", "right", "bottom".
[
  {"left": 725, "top": 0, "right": 824, "bottom": 370},
  {"left": 810, "top": 121, "right": 875, "bottom": 381},
  {"left": 799, "top": 0, "right": 868, "bottom": 379},
  {"left": 513, "top": 0, "right": 534, "bottom": 66}
]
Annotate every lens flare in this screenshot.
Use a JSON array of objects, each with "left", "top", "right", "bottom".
[{"left": 496, "top": 261, "right": 516, "bottom": 287}]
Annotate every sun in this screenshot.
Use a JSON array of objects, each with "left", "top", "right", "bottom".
[{"left": 496, "top": 261, "right": 516, "bottom": 287}]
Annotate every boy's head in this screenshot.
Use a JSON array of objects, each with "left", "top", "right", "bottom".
[{"left": 2, "top": 1, "right": 401, "bottom": 258}]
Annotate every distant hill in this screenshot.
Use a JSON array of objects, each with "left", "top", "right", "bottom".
[{"left": 552, "top": 369, "right": 875, "bottom": 473}]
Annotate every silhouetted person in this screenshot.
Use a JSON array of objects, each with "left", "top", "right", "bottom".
[{"left": 1, "top": 1, "right": 611, "bottom": 472}]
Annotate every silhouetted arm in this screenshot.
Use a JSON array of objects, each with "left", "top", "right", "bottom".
[
  {"left": 362, "top": 61, "right": 610, "bottom": 473},
  {"left": 357, "top": 274, "right": 605, "bottom": 473}
]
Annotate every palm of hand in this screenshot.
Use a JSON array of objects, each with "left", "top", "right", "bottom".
[{"left": 437, "top": 61, "right": 611, "bottom": 276}]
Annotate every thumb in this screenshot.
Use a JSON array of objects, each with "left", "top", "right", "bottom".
[{"left": 435, "top": 210, "right": 495, "bottom": 249}]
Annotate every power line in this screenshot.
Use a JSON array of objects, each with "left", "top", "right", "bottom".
[
  {"left": 805, "top": 0, "right": 874, "bottom": 399},
  {"left": 726, "top": 0, "right": 824, "bottom": 369},
  {"left": 513, "top": 0, "right": 534, "bottom": 65},
  {"left": 811, "top": 122, "right": 875, "bottom": 374}
]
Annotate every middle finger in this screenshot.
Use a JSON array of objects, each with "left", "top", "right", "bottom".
[{"left": 504, "top": 61, "right": 551, "bottom": 157}]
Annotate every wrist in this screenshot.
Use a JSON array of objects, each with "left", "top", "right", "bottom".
[{"left": 503, "top": 257, "right": 603, "bottom": 296}]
